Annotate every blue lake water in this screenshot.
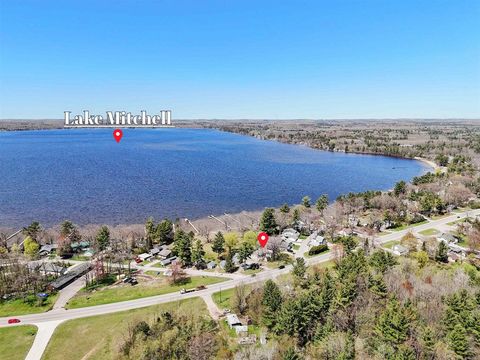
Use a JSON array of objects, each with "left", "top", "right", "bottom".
[{"left": 0, "top": 128, "right": 429, "bottom": 227}]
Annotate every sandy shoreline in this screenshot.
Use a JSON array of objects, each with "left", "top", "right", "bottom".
[{"left": 414, "top": 157, "right": 439, "bottom": 171}]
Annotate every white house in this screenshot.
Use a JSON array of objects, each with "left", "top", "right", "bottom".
[
  {"left": 308, "top": 235, "right": 326, "bottom": 247},
  {"left": 392, "top": 244, "right": 409, "bottom": 256}
]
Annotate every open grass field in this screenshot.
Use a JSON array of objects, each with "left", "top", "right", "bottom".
[
  {"left": 0, "top": 293, "right": 59, "bottom": 317},
  {"left": 66, "top": 275, "right": 226, "bottom": 309},
  {"left": 42, "top": 298, "right": 207, "bottom": 360},
  {"left": 0, "top": 325, "right": 37, "bottom": 360},
  {"left": 419, "top": 228, "right": 440, "bottom": 236},
  {"left": 212, "top": 288, "right": 236, "bottom": 309}
]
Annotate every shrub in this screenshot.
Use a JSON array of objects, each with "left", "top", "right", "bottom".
[{"left": 308, "top": 244, "right": 329, "bottom": 256}]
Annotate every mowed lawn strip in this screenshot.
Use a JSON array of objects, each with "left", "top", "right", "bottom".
[
  {"left": 66, "top": 275, "right": 227, "bottom": 309},
  {"left": 0, "top": 325, "right": 38, "bottom": 360},
  {"left": 42, "top": 298, "right": 207, "bottom": 360},
  {"left": 0, "top": 293, "right": 59, "bottom": 317},
  {"left": 419, "top": 228, "right": 440, "bottom": 236}
]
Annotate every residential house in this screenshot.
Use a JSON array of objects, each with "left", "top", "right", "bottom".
[
  {"left": 160, "top": 256, "right": 177, "bottom": 266},
  {"left": 207, "top": 261, "right": 217, "bottom": 270},
  {"left": 138, "top": 253, "right": 152, "bottom": 262},
  {"left": 158, "top": 248, "right": 172, "bottom": 260},
  {"left": 392, "top": 244, "right": 409, "bottom": 256},
  {"left": 48, "top": 262, "right": 92, "bottom": 291},
  {"left": 437, "top": 233, "right": 457, "bottom": 244},
  {"left": 308, "top": 234, "right": 326, "bottom": 248},
  {"left": 38, "top": 244, "right": 58, "bottom": 257},
  {"left": 149, "top": 248, "right": 160, "bottom": 257},
  {"left": 28, "top": 261, "right": 66, "bottom": 276}
]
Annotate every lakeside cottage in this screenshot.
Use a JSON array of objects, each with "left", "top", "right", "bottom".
[{"left": 39, "top": 244, "right": 58, "bottom": 256}]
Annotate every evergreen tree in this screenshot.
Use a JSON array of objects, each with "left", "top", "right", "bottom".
[
  {"left": 260, "top": 208, "right": 278, "bottom": 235},
  {"left": 292, "top": 208, "right": 300, "bottom": 226},
  {"left": 238, "top": 242, "right": 254, "bottom": 263},
  {"left": 394, "top": 180, "right": 407, "bottom": 196},
  {"left": 212, "top": 231, "right": 225, "bottom": 256},
  {"left": 224, "top": 251, "right": 235, "bottom": 273},
  {"left": 447, "top": 324, "right": 470, "bottom": 359},
  {"left": 58, "top": 220, "right": 79, "bottom": 257},
  {"left": 368, "top": 273, "right": 388, "bottom": 298},
  {"left": 22, "top": 221, "right": 42, "bottom": 242},
  {"left": 173, "top": 230, "right": 192, "bottom": 266},
  {"left": 436, "top": 240, "right": 448, "bottom": 263},
  {"left": 421, "top": 326, "right": 436, "bottom": 359},
  {"left": 144, "top": 217, "right": 156, "bottom": 249},
  {"left": 280, "top": 203, "right": 290, "bottom": 213},
  {"left": 292, "top": 257, "right": 307, "bottom": 280},
  {"left": 262, "top": 280, "right": 283, "bottom": 312},
  {"left": 376, "top": 297, "right": 411, "bottom": 346},
  {"left": 302, "top": 196, "right": 311, "bottom": 208},
  {"left": 156, "top": 219, "right": 173, "bottom": 244},
  {"left": 369, "top": 250, "right": 397, "bottom": 273},
  {"left": 191, "top": 239, "right": 205, "bottom": 265},
  {"left": 315, "top": 194, "right": 329, "bottom": 213},
  {"left": 96, "top": 225, "right": 110, "bottom": 251}
]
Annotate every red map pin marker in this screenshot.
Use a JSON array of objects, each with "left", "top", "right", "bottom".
[
  {"left": 257, "top": 232, "right": 269, "bottom": 248},
  {"left": 113, "top": 129, "right": 123, "bottom": 143}
]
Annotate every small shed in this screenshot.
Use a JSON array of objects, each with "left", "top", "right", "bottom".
[{"left": 226, "top": 314, "right": 242, "bottom": 328}]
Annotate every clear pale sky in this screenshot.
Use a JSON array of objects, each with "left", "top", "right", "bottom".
[{"left": 0, "top": 0, "right": 479, "bottom": 119}]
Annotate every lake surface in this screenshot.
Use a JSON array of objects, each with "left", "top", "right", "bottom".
[{"left": 0, "top": 128, "right": 429, "bottom": 227}]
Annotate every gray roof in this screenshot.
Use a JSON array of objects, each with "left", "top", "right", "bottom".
[
  {"left": 39, "top": 244, "right": 58, "bottom": 253},
  {"left": 440, "top": 233, "right": 456, "bottom": 243},
  {"left": 226, "top": 314, "right": 242, "bottom": 327},
  {"left": 158, "top": 248, "right": 172, "bottom": 257}
]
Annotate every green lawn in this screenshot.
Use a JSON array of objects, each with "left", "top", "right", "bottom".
[
  {"left": 391, "top": 220, "right": 428, "bottom": 232},
  {"left": 212, "top": 288, "right": 236, "bottom": 309},
  {"left": 447, "top": 218, "right": 467, "bottom": 226},
  {"left": 382, "top": 240, "right": 400, "bottom": 249},
  {"left": 0, "top": 293, "right": 59, "bottom": 317},
  {"left": 419, "top": 228, "right": 440, "bottom": 236},
  {"left": 292, "top": 244, "right": 300, "bottom": 251},
  {"left": 42, "top": 298, "right": 207, "bottom": 360},
  {"left": 66, "top": 275, "right": 227, "bottom": 309},
  {"left": 0, "top": 325, "right": 37, "bottom": 360},
  {"left": 311, "top": 259, "right": 335, "bottom": 269}
]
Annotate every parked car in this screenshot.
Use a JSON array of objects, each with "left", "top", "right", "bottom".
[
  {"left": 8, "top": 318, "right": 20, "bottom": 324},
  {"left": 278, "top": 264, "right": 285, "bottom": 269}
]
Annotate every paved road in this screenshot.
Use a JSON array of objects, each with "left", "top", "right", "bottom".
[
  {"left": 2, "top": 209, "right": 478, "bottom": 327},
  {"left": 1, "top": 209, "right": 478, "bottom": 360}
]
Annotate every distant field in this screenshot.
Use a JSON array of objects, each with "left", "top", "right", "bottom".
[
  {"left": 0, "top": 293, "right": 59, "bottom": 317},
  {"left": 66, "top": 275, "right": 226, "bottom": 309},
  {"left": 0, "top": 325, "right": 37, "bottom": 360},
  {"left": 42, "top": 298, "right": 207, "bottom": 360}
]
